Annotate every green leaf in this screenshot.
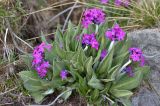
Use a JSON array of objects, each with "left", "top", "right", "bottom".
[
  {"left": 31, "top": 91, "right": 45, "bottom": 103},
  {"left": 88, "top": 74, "right": 104, "bottom": 90},
  {"left": 114, "top": 38, "right": 131, "bottom": 57},
  {"left": 113, "top": 52, "right": 129, "bottom": 66},
  {"left": 24, "top": 80, "right": 43, "bottom": 92},
  {"left": 71, "top": 24, "right": 82, "bottom": 51},
  {"left": 91, "top": 89, "right": 99, "bottom": 100},
  {"left": 119, "top": 39, "right": 131, "bottom": 55},
  {"left": 47, "top": 79, "right": 64, "bottom": 89},
  {"left": 55, "top": 26, "right": 64, "bottom": 44},
  {"left": 40, "top": 31, "right": 47, "bottom": 43},
  {"left": 78, "top": 48, "right": 87, "bottom": 66},
  {"left": 19, "top": 71, "right": 52, "bottom": 92},
  {"left": 112, "top": 103, "right": 119, "bottom": 106},
  {"left": 42, "top": 89, "right": 54, "bottom": 95},
  {"left": 102, "top": 60, "right": 120, "bottom": 79},
  {"left": 45, "top": 45, "right": 57, "bottom": 63},
  {"left": 52, "top": 61, "right": 64, "bottom": 78},
  {"left": 78, "top": 77, "right": 89, "bottom": 96},
  {"left": 97, "top": 47, "right": 114, "bottom": 74},
  {"left": 93, "top": 49, "right": 102, "bottom": 64},
  {"left": 55, "top": 43, "right": 66, "bottom": 59},
  {"left": 64, "top": 21, "right": 73, "bottom": 51},
  {"left": 101, "top": 78, "right": 114, "bottom": 82},
  {"left": 119, "top": 98, "right": 132, "bottom": 106},
  {"left": 109, "top": 64, "right": 121, "bottom": 80},
  {"left": 135, "top": 66, "right": 150, "bottom": 78},
  {"left": 110, "top": 89, "right": 133, "bottom": 98},
  {"left": 20, "top": 54, "right": 32, "bottom": 70},
  {"left": 61, "top": 88, "right": 72, "bottom": 100},
  {"left": 85, "top": 56, "right": 94, "bottom": 76},
  {"left": 111, "top": 70, "right": 143, "bottom": 90},
  {"left": 18, "top": 71, "right": 39, "bottom": 82}
]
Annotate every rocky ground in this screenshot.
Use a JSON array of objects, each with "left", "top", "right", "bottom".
[{"left": 129, "top": 29, "right": 160, "bottom": 106}]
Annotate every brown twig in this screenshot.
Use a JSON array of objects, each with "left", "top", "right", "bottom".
[{"left": 0, "top": 87, "right": 17, "bottom": 96}]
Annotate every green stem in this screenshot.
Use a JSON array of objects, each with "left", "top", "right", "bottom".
[
  {"left": 84, "top": 46, "right": 88, "bottom": 51},
  {"left": 117, "top": 59, "right": 132, "bottom": 79},
  {"left": 95, "top": 25, "right": 99, "bottom": 34},
  {"left": 119, "top": 59, "right": 132, "bottom": 73},
  {"left": 108, "top": 41, "right": 114, "bottom": 53}
]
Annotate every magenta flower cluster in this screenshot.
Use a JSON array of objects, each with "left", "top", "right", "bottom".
[
  {"left": 129, "top": 47, "right": 145, "bottom": 66},
  {"left": 105, "top": 24, "right": 126, "bottom": 41},
  {"left": 60, "top": 70, "right": 68, "bottom": 80},
  {"left": 115, "top": 0, "right": 130, "bottom": 7},
  {"left": 100, "top": 0, "right": 109, "bottom": 4},
  {"left": 82, "top": 8, "right": 105, "bottom": 28},
  {"left": 100, "top": 49, "right": 108, "bottom": 60},
  {"left": 124, "top": 66, "right": 134, "bottom": 77},
  {"left": 82, "top": 33, "right": 99, "bottom": 50},
  {"left": 32, "top": 42, "right": 52, "bottom": 78}
]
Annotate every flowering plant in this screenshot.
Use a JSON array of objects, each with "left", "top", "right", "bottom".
[{"left": 19, "top": 8, "right": 150, "bottom": 106}]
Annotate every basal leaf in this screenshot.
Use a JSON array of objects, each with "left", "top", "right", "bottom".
[
  {"left": 18, "top": 71, "right": 39, "bottom": 82},
  {"left": 110, "top": 89, "right": 133, "bottom": 98},
  {"left": 88, "top": 74, "right": 104, "bottom": 90},
  {"left": 135, "top": 66, "right": 150, "bottom": 78},
  {"left": 78, "top": 77, "right": 88, "bottom": 96},
  {"left": 45, "top": 45, "right": 57, "bottom": 63},
  {"left": 93, "top": 49, "right": 102, "bottom": 64},
  {"left": 55, "top": 26, "right": 64, "bottom": 44},
  {"left": 113, "top": 52, "right": 129, "bottom": 66},
  {"left": 97, "top": 47, "right": 114, "bottom": 75},
  {"left": 91, "top": 89, "right": 99, "bottom": 101},
  {"left": 85, "top": 56, "right": 94, "bottom": 77},
  {"left": 40, "top": 31, "right": 47, "bottom": 43},
  {"left": 101, "top": 78, "right": 114, "bottom": 82},
  {"left": 42, "top": 88, "right": 54, "bottom": 95},
  {"left": 52, "top": 61, "right": 64, "bottom": 78},
  {"left": 31, "top": 91, "right": 45, "bottom": 103},
  {"left": 20, "top": 54, "right": 32, "bottom": 70},
  {"left": 61, "top": 88, "right": 72, "bottom": 100},
  {"left": 119, "top": 98, "right": 132, "bottom": 106},
  {"left": 24, "top": 80, "right": 43, "bottom": 92},
  {"left": 55, "top": 43, "right": 66, "bottom": 59},
  {"left": 111, "top": 70, "right": 143, "bottom": 90}
]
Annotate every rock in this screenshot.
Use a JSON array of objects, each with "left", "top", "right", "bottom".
[
  {"left": 128, "top": 29, "right": 160, "bottom": 106},
  {"left": 132, "top": 87, "right": 160, "bottom": 106}
]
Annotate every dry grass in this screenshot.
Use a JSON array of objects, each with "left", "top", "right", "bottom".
[{"left": 82, "top": 0, "right": 160, "bottom": 30}]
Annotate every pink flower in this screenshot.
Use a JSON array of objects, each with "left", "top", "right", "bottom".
[
  {"left": 124, "top": 66, "right": 134, "bottom": 77},
  {"left": 105, "top": 24, "right": 126, "bottom": 41},
  {"left": 100, "top": 0, "right": 109, "bottom": 4},
  {"left": 82, "top": 8, "right": 106, "bottom": 28},
  {"left": 32, "top": 42, "right": 52, "bottom": 78},
  {"left": 115, "top": 0, "right": 130, "bottom": 7},
  {"left": 60, "top": 70, "right": 68, "bottom": 80},
  {"left": 100, "top": 49, "right": 108, "bottom": 60},
  {"left": 82, "top": 33, "right": 99, "bottom": 50},
  {"left": 91, "top": 39, "right": 99, "bottom": 50},
  {"left": 129, "top": 47, "right": 145, "bottom": 67}
]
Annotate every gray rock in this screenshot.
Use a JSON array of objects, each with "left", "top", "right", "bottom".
[
  {"left": 128, "top": 29, "right": 160, "bottom": 106},
  {"left": 132, "top": 87, "right": 160, "bottom": 106}
]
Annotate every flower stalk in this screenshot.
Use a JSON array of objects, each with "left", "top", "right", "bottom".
[
  {"left": 119, "top": 59, "right": 132, "bottom": 73},
  {"left": 95, "top": 25, "right": 99, "bottom": 34},
  {"left": 83, "top": 46, "right": 89, "bottom": 51},
  {"left": 108, "top": 41, "right": 114, "bottom": 53}
]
